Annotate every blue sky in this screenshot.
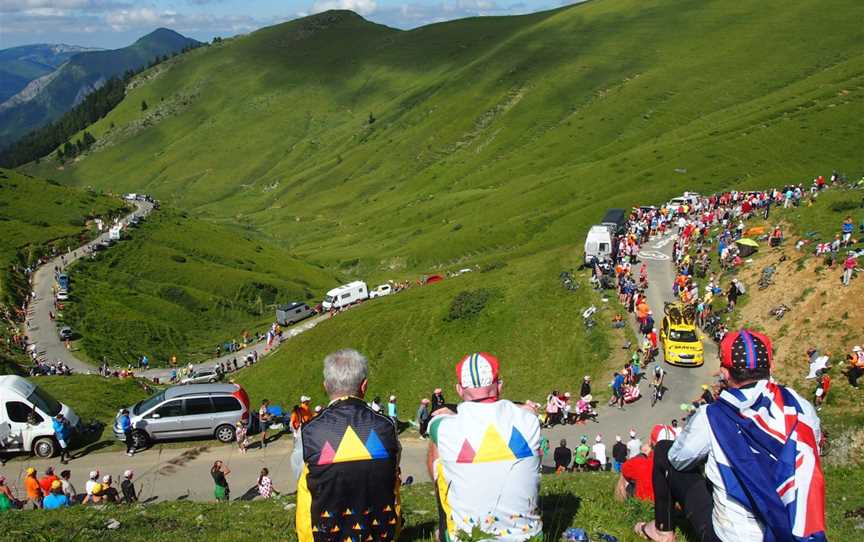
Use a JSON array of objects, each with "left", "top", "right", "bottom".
[{"left": 0, "top": 1, "right": 577, "bottom": 49}]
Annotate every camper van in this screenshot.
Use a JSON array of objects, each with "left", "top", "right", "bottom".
[
  {"left": 0, "top": 375, "right": 80, "bottom": 458},
  {"left": 584, "top": 225, "right": 616, "bottom": 264},
  {"left": 276, "top": 302, "right": 314, "bottom": 326},
  {"left": 322, "top": 281, "right": 368, "bottom": 310}
]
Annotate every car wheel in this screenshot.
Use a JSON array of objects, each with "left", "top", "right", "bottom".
[
  {"left": 215, "top": 424, "right": 236, "bottom": 444},
  {"left": 209, "top": 377, "right": 217, "bottom": 383},
  {"left": 288, "top": 320, "right": 295, "bottom": 325},
  {"left": 132, "top": 430, "right": 150, "bottom": 449},
  {"left": 33, "top": 437, "right": 56, "bottom": 458}
]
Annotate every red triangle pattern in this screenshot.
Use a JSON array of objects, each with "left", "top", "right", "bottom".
[
  {"left": 318, "top": 441, "right": 336, "bottom": 465},
  {"left": 456, "top": 439, "right": 476, "bottom": 463}
]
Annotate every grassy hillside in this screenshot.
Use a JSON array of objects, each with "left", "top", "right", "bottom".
[
  {"left": 64, "top": 209, "right": 339, "bottom": 365},
  {"left": 0, "top": 168, "right": 124, "bottom": 373},
  {"left": 27, "top": 1, "right": 864, "bottom": 274},
  {"left": 1, "top": 470, "right": 861, "bottom": 541},
  {"left": 0, "top": 29, "right": 199, "bottom": 148}
]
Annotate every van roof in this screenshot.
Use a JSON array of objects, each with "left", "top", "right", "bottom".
[
  {"left": 0, "top": 375, "right": 35, "bottom": 396},
  {"left": 163, "top": 383, "right": 241, "bottom": 400},
  {"left": 326, "top": 281, "right": 366, "bottom": 295},
  {"left": 277, "top": 302, "right": 307, "bottom": 310}
]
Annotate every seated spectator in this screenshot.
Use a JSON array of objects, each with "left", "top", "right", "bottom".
[
  {"left": 554, "top": 439, "right": 572, "bottom": 473},
  {"left": 634, "top": 329, "right": 826, "bottom": 542},
  {"left": 100, "top": 475, "right": 120, "bottom": 504},
  {"left": 42, "top": 480, "right": 69, "bottom": 510},
  {"left": 617, "top": 442, "right": 654, "bottom": 502},
  {"left": 121, "top": 470, "right": 137, "bottom": 503},
  {"left": 427, "top": 352, "right": 542, "bottom": 540},
  {"left": 0, "top": 476, "right": 19, "bottom": 510},
  {"left": 38, "top": 466, "right": 59, "bottom": 495}
]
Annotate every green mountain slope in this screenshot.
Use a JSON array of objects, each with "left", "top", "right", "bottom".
[
  {"left": 0, "top": 168, "right": 125, "bottom": 373},
  {"left": 64, "top": 209, "right": 339, "bottom": 365},
  {"left": 30, "top": 1, "right": 864, "bottom": 275},
  {"left": 0, "top": 44, "right": 100, "bottom": 103},
  {"left": 0, "top": 29, "right": 199, "bottom": 148}
]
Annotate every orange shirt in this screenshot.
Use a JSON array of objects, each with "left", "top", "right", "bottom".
[{"left": 25, "top": 476, "right": 42, "bottom": 499}]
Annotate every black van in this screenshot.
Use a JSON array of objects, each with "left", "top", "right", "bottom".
[{"left": 276, "top": 302, "right": 314, "bottom": 326}]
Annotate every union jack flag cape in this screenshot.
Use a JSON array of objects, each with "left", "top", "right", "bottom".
[{"left": 706, "top": 381, "right": 826, "bottom": 542}]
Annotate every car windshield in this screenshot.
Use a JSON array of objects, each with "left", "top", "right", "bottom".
[
  {"left": 27, "top": 387, "right": 62, "bottom": 417},
  {"left": 670, "top": 329, "right": 699, "bottom": 342},
  {"left": 134, "top": 391, "right": 166, "bottom": 415},
  {"left": 324, "top": 295, "right": 334, "bottom": 303}
]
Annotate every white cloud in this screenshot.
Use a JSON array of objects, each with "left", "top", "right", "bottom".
[
  {"left": 105, "top": 6, "right": 171, "bottom": 30},
  {"left": 311, "top": 0, "right": 378, "bottom": 16}
]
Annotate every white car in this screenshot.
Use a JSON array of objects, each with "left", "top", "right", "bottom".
[
  {"left": 370, "top": 284, "right": 393, "bottom": 298},
  {"left": 180, "top": 370, "right": 222, "bottom": 385},
  {"left": 56, "top": 291, "right": 69, "bottom": 301}
]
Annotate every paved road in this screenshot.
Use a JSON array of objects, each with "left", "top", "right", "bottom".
[
  {"left": 5, "top": 436, "right": 431, "bottom": 503},
  {"left": 25, "top": 201, "right": 154, "bottom": 374},
  {"left": 543, "top": 232, "right": 718, "bottom": 449}
]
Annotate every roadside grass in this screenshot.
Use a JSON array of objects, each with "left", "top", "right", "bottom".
[
  {"left": 62, "top": 209, "right": 339, "bottom": 366},
  {"left": 0, "top": 469, "right": 860, "bottom": 541},
  {"left": 32, "top": 375, "right": 152, "bottom": 453},
  {"left": 236, "top": 248, "right": 618, "bottom": 412}
]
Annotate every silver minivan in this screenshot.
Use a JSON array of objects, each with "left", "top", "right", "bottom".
[{"left": 114, "top": 384, "right": 250, "bottom": 448}]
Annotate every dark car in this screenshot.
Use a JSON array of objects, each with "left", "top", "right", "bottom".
[{"left": 58, "top": 327, "right": 74, "bottom": 340}]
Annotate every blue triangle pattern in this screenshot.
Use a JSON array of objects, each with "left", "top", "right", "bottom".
[
  {"left": 364, "top": 429, "right": 390, "bottom": 459},
  {"left": 508, "top": 427, "right": 534, "bottom": 459}
]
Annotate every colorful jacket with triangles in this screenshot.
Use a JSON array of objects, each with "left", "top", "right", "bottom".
[{"left": 296, "top": 397, "right": 402, "bottom": 542}]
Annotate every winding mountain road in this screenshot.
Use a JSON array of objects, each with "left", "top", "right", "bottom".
[{"left": 14, "top": 205, "right": 716, "bottom": 500}]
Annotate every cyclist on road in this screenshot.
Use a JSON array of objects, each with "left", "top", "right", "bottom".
[{"left": 651, "top": 366, "right": 665, "bottom": 402}]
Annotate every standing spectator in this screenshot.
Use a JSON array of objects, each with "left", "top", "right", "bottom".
[
  {"left": 42, "top": 480, "right": 69, "bottom": 510},
  {"left": 257, "top": 468, "right": 279, "bottom": 499},
  {"left": 290, "top": 396, "right": 313, "bottom": 436},
  {"left": 369, "top": 396, "right": 382, "bottom": 413},
  {"left": 430, "top": 388, "right": 446, "bottom": 412},
  {"left": 626, "top": 429, "right": 642, "bottom": 459},
  {"left": 580, "top": 376, "right": 592, "bottom": 402},
  {"left": 292, "top": 349, "right": 401, "bottom": 542},
  {"left": 592, "top": 435, "right": 608, "bottom": 470},
  {"left": 211, "top": 460, "right": 231, "bottom": 502},
  {"left": 842, "top": 216, "right": 854, "bottom": 246},
  {"left": 235, "top": 420, "right": 248, "bottom": 454},
  {"left": 119, "top": 409, "right": 135, "bottom": 457},
  {"left": 612, "top": 435, "right": 628, "bottom": 473},
  {"left": 53, "top": 413, "right": 71, "bottom": 464},
  {"left": 612, "top": 371, "right": 626, "bottom": 410},
  {"left": 387, "top": 395, "right": 398, "bottom": 421},
  {"left": 416, "top": 398, "right": 431, "bottom": 437},
  {"left": 59, "top": 470, "right": 76, "bottom": 502},
  {"left": 427, "top": 352, "right": 542, "bottom": 541},
  {"left": 845, "top": 346, "right": 864, "bottom": 388},
  {"left": 258, "top": 399, "right": 271, "bottom": 449},
  {"left": 121, "top": 470, "right": 137, "bottom": 503},
  {"left": 726, "top": 279, "right": 741, "bottom": 312},
  {"left": 842, "top": 252, "right": 857, "bottom": 286},
  {"left": 24, "top": 467, "right": 42, "bottom": 509},
  {"left": 554, "top": 439, "right": 572, "bottom": 473},
  {"left": 573, "top": 436, "right": 590, "bottom": 471}
]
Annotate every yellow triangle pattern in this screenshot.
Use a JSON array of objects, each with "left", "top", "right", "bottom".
[
  {"left": 333, "top": 426, "right": 373, "bottom": 463},
  {"left": 473, "top": 424, "right": 516, "bottom": 463}
]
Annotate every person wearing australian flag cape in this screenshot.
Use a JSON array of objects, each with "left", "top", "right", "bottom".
[{"left": 634, "top": 329, "right": 826, "bottom": 542}]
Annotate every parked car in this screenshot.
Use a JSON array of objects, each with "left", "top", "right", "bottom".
[
  {"left": 58, "top": 327, "right": 74, "bottom": 340},
  {"left": 180, "top": 369, "right": 222, "bottom": 385},
  {"left": 114, "top": 384, "right": 250, "bottom": 448},
  {"left": 0, "top": 375, "right": 81, "bottom": 458},
  {"left": 276, "top": 302, "right": 314, "bottom": 326},
  {"left": 369, "top": 284, "right": 393, "bottom": 298}
]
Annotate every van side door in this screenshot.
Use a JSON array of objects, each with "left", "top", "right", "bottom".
[
  {"left": 182, "top": 397, "right": 216, "bottom": 437},
  {"left": 4, "top": 401, "right": 44, "bottom": 452}
]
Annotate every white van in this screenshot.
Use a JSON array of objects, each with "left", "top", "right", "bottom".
[
  {"left": 583, "top": 225, "right": 615, "bottom": 264},
  {"left": 322, "top": 281, "right": 368, "bottom": 310},
  {"left": 0, "top": 375, "right": 80, "bottom": 458}
]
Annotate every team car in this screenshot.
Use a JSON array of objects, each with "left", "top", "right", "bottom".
[{"left": 660, "top": 302, "right": 704, "bottom": 366}]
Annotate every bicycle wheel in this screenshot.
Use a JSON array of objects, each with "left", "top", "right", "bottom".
[{"left": 651, "top": 386, "right": 658, "bottom": 407}]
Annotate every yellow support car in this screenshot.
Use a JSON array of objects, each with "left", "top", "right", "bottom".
[{"left": 660, "top": 303, "right": 704, "bottom": 366}]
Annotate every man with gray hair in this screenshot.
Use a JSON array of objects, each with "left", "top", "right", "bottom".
[{"left": 292, "top": 349, "right": 402, "bottom": 542}]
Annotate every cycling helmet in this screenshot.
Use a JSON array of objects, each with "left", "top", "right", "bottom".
[{"left": 654, "top": 365, "right": 662, "bottom": 375}]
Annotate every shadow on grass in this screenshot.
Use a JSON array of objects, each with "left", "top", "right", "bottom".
[
  {"left": 401, "top": 519, "right": 436, "bottom": 541},
  {"left": 542, "top": 492, "right": 583, "bottom": 540}
]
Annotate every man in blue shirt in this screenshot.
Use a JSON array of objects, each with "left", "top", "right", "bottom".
[
  {"left": 842, "top": 217, "right": 854, "bottom": 247},
  {"left": 612, "top": 370, "right": 626, "bottom": 410},
  {"left": 42, "top": 480, "right": 69, "bottom": 509},
  {"left": 52, "top": 414, "right": 71, "bottom": 464},
  {"left": 119, "top": 409, "right": 135, "bottom": 456}
]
